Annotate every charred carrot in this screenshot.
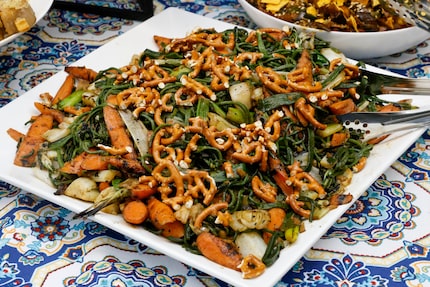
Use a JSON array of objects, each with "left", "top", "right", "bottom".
[
  {"left": 147, "top": 197, "right": 184, "bottom": 238},
  {"left": 98, "top": 181, "right": 110, "bottom": 192},
  {"left": 52, "top": 74, "right": 74, "bottom": 105},
  {"left": 331, "top": 132, "right": 348, "bottom": 147},
  {"left": 105, "top": 157, "right": 145, "bottom": 174},
  {"left": 103, "top": 105, "right": 137, "bottom": 160},
  {"left": 272, "top": 169, "right": 294, "bottom": 197},
  {"left": 154, "top": 220, "right": 185, "bottom": 238},
  {"left": 147, "top": 197, "right": 176, "bottom": 226},
  {"left": 263, "top": 207, "right": 286, "bottom": 244},
  {"left": 65, "top": 66, "right": 98, "bottom": 82},
  {"left": 60, "top": 152, "right": 87, "bottom": 174},
  {"left": 123, "top": 200, "right": 149, "bottom": 225},
  {"left": 131, "top": 183, "right": 157, "bottom": 200},
  {"left": 196, "top": 232, "right": 242, "bottom": 271},
  {"left": 14, "top": 114, "right": 54, "bottom": 167},
  {"left": 60, "top": 152, "right": 145, "bottom": 175},
  {"left": 7, "top": 128, "right": 24, "bottom": 142},
  {"left": 34, "top": 102, "right": 65, "bottom": 123},
  {"left": 329, "top": 98, "right": 356, "bottom": 115},
  {"left": 378, "top": 104, "right": 401, "bottom": 112},
  {"left": 63, "top": 105, "right": 92, "bottom": 116},
  {"left": 60, "top": 152, "right": 109, "bottom": 175}
]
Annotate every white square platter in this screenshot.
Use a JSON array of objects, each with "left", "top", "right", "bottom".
[{"left": 0, "top": 7, "right": 427, "bottom": 287}]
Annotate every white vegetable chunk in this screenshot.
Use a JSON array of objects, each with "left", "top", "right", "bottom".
[
  {"left": 320, "top": 48, "right": 348, "bottom": 63},
  {"left": 43, "top": 128, "right": 70, "bottom": 142},
  {"left": 235, "top": 231, "right": 267, "bottom": 260},
  {"left": 94, "top": 186, "right": 120, "bottom": 214},
  {"left": 229, "top": 210, "right": 270, "bottom": 232},
  {"left": 118, "top": 109, "right": 149, "bottom": 157},
  {"left": 64, "top": 177, "right": 100, "bottom": 202},
  {"left": 91, "top": 170, "right": 121, "bottom": 183},
  {"left": 32, "top": 167, "right": 54, "bottom": 187},
  {"left": 229, "top": 82, "right": 253, "bottom": 109}
]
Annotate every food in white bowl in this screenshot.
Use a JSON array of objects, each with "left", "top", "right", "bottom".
[
  {"left": 238, "top": 0, "right": 430, "bottom": 59},
  {"left": 249, "top": 0, "right": 412, "bottom": 32},
  {"left": 0, "top": 0, "right": 53, "bottom": 47},
  {"left": 0, "top": 0, "right": 36, "bottom": 40}
]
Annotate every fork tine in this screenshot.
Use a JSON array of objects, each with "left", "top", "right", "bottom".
[
  {"left": 342, "top": 120, "right": 428, "bottom": 143},
  {"left": 337, "top": 109, "right": 430, "bottom": 123},
  {"left": 363, "top": 122, "right": 429, "bottom": 142},
  {"left": 360, "top": 68, "right": 430, "bottom": 95}
]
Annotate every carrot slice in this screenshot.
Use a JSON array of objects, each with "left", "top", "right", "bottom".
[
  {"left": 196, "top": 232, "right": 242, "bottom": 271},
  {"left": 329, "top": 98, "right": 356, "bottom": 115},
  {"left": 378, "top": 104, "right": 401, "bottom": 112},
  {"left": 147, "top": 197, "right": 176, "bottom": 226},
  {"left": 34, "top": 102, "right": 65, "bottom": 123},
  {"left": 123, "top": 200, "right": 149, "bottom": 225},
  {"left": 331, "top": 132, "right": 348, "bottom": 147},
  {"left": 98, "top": 181, "right": 110, "bottom": 192},
  {"left": 65, "top": 66, "right": 98, "bottom": 82},
  {"left": 14, "top": 114, "right": 54, "bottom": 167},
  {"left": 7, "top": 128, "right": 24, "bottom": 142},
  {"left": 52, "top": 74, "right": 74, "bottom": 105},
  {"left": 147, "top": 197, "right": 184, "bottom": 238},
  {"left": 155, "top": 220, "right": 185, "bottom": 238},
  {"left": 263, "top": 207, "right": 286, "bottom": 243},
  {"left": 60, "top": 152, "right": 109, "bottom": 175},
  {"left": 131, "top": 183, "right": 157, "bottom": 200},
  {"left": 103, "top": 105, "right": 137, "bottom": 160}
]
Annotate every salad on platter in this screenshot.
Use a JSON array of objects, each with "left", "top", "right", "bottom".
[{"left": 7, "top": 26, "right": 415, "bottom": 279}]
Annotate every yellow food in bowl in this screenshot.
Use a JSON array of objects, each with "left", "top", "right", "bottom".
[
  {"left": 249, "top": 0, "right": 411, "bottom": 32},
  {"left": 0, "top": 0, "right": 36, "bottom": 40}
]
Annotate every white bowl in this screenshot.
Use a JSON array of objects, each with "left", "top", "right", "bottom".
[
  {"left": 0, "top": 0, "right": 54, "bottom": 47},
  {"left": 238, "top": 0, "right": 430, "bottom": 59}
]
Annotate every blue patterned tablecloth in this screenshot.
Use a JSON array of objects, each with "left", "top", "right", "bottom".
[{"left": 0, "top": 1, "right": 429, "bottom": 286}]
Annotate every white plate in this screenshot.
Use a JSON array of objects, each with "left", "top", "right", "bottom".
[
  {"left": 0, "top": 8, "right": 426, "bottom": 287},
  {"left": 0, "top": 0, "right": 53, "bottom": 47},
  {"left": 238, "top": 0, "right": 430, "bottom": 59}
]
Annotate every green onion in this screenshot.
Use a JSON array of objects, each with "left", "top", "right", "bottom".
[
  {"left": 257, "top": 93, "right": 302, "bottom": 111},
  {"left": 316, "top": 123, "right": 343, "bottom": 138},
  {"left": 196, "top": 97, "right": 211, "bottom": 120},
  {"left": 58, "top": 90, "right": 85, "bottom": 109},
  {"left": 226, "top": 107, "right": 247, "bottom": 124}
]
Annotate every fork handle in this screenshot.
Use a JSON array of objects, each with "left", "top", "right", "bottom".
[
  {"left": 363, "top": 123, "right": 428, "bottom": 142},
  {"left": 360, "top": 69, "right": 430, "bottom": 95},
  {"left": 382, "top": 84, "right": 430, "bottom": 95},
  {"left": 337, "top": 109, "right": 430, "bottom": 124},
  {"left": 382, "top": 110, "right": 430, "bottom": 125}
]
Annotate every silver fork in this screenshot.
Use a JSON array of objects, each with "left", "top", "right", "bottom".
[
  {"left": 337, "top": 108, "right": 430, "bottom": 124},
  {"left": 387, "top": 0, "right": 430, "bottom": 31},
  {"left": 337, "top": 68, "right": 430, "bottom": 141},
  {"left": 338, "top": 105, "right": 430, "bottom": 142},
  {"left": 360, "top": 68, "right": 430, "bottom": 95},
  {"left": 342, "top": 120, "right": 429, "bottom": 142}
]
